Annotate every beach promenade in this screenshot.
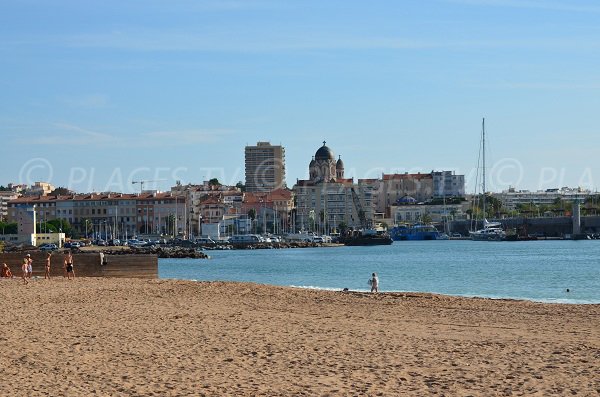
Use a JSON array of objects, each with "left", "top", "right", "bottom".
[{"left": 1, "top": 278, "right": 598, "bottom": 396}]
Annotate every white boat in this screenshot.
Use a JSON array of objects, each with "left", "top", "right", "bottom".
[
  {"left": 470, "top": 219, "right": 505, "bottom": 241},
  {"left": 469, "top": 118, "right": 506, "bottom": 241}
]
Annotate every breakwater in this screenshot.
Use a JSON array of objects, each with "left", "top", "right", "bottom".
[{"left": 0, "top": 252, "right": 157, "bottom": 278}]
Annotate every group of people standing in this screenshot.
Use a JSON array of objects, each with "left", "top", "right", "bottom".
[{"left": 1, "top": 251, "right": 75, "bottom": 284}]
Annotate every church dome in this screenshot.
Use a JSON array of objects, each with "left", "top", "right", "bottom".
[
  {"left": 336, "top": 156, "right": 344, "bottom": 169},
  {"left": 309, "top": 157, "right": 316, "bottom": 167},
  {"left": 315, "top": 142, "right": 335, "bottom": 161}
]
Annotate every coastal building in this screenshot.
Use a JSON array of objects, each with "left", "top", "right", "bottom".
[
  {"left": 171, "top": 181, "right": 244, "bottom": 236},
  {"left": 7, "top": 193, "right": 188, "bottom": 239},
  {"left": 432, "top": 171, "right": 465, "bottom": 198},
  {"left": 241, "top": 189, "right": 294, "bottom": 234},
  {"left": 390, "top": 202, "right": 467, "bottom": 224},
  {"left": 370, "top": 171, "right": 465, "bottom": 219},
  {"left": 293, "top": 142, "right": 373, "bottom": 233},
  {"left": 0, "top": 205, "right": 65, "bottom": 246},
  {"left": 23, "top": 182, "right": 55, "bottom": 196},
  {"left": 245, "top": 141, "right": 286, "bottom": 192},
  {"left": 493, "top": 187, "right": 594, "bottom": 211},
  {"left": 374, "top": 173, "right": 433, "bottom": 217},
  {"left": 0, "top": 191, "right": 19, "bottom": 221}
]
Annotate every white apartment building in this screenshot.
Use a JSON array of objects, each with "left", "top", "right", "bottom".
[
  {"left": 493, "top": 187, "right": 594, "bottom": 211},
  {"left": 432, "top": 171, "right": 465, "bottom": 198}
]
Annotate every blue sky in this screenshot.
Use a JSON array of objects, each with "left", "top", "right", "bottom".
[{"left": 2, "top": 0, "right": 600, "bottom": 193}]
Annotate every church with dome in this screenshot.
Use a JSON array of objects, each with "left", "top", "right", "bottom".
[
  {"left": 292, "top": 142, "right": 373, "bottom": 232},
  {"left": 308, "top": 141, "right": 346, "bottom": 183}
]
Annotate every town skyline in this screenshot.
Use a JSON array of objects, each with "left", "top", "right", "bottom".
[{"left": 3, "top": 1, "right": 600, "bottom": 192}]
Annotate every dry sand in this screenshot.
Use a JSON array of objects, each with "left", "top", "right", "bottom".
[{"left": 1, "top": 277, "right": 599, "bottom": 396}]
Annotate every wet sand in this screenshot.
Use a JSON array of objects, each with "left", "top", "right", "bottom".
[{"left": 1, "top": 277, "right": 599, "bottom": 396}]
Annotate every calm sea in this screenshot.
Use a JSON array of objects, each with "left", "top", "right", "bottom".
[{"left": 159, "top": 240, "right": 600, "bottom": 304}]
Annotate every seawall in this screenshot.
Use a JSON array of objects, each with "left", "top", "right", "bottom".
[
  {"left": 451, "top": 215, "right": 600, "bottom": 237},
  {"left": 0, "top": 252, "right": 158, "bottom": 278}
]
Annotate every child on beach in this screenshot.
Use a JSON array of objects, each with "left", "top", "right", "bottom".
[
  {"left": 1, "top": 263, "right": 13, "bottom": 278},
  {"left": 45, "top": 252, "right": 51, "bottom": 279},
  {"left": 21, "top": 258, "right": 29, "bottom": 285}
]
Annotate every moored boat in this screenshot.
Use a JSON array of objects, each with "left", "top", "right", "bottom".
[
  {"left": 340, "top": 227, "right": 393, "bottom": 246},
  {"left": 469, "top": 220, "right": 506, "bottom": 241},
  {"left": 390, "top": 223, "right": 443, "bottom": 241},
  {"left": 469, "top": 118, "right": 507, "bottom": 241}
]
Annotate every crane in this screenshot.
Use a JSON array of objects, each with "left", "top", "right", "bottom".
[
  {"left": 132, "top": 179, "right": 165, "bottom": 193},
  {"left": 350, "top": 187, "right": 369, "bottom": 229}
]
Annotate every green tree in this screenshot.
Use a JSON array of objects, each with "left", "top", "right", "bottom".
[
  {"left": 165, "top": 214, "right": 176, "bottom": 236},
  {"left": 0, "top": 222, "right": 18, "bottom": 234},
  {"left": 486, "top": 196, "right": 504, "bottom": 217},
  {"left": 50, "top": 187, "right": 71, "bottom": 196},
  {"left": 47, "top": 219, "right": 73, "bottom": 236},
  {"left": 235, "top": 181, "right": 246, "bottom": 192},
  {"left": 81, "top": 218, "right": 93, "bottom": 238},
  {"left": 419, "top": 213, "right": 433, "bottom": 224},
  {"left": 208, "top": 178, "right": 221, "bottom": 187},
  {"left": 38, "top": 222, "right": 58, "bottom": 233}
]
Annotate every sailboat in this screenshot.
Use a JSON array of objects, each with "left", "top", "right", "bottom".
[{"left": 470, "top": 118, "right": 506, "bottom": 241}]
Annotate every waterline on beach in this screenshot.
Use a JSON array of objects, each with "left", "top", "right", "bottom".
[{"left": 159, "top": 240, "right": 600, "bottom": 304}]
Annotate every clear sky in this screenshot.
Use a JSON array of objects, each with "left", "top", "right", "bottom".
[{"left": 2, "top": 0, "right": 599, "bottom": 194}]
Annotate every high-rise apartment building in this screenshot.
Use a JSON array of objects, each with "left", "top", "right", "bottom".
[{"left": 245, "top": 142, "right": 286, "bottom": 192}]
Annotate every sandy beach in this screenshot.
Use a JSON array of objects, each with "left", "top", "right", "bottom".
[{"left": 1, "top": 278, "right": 598, "bottom": 396}]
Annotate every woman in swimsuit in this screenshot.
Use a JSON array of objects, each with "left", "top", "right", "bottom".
[
  {"left": 21, "top": 258, "right": 29, "bottom": 285},
  {"left": 44, "top": 252, "right": 51, "bottom": 279},
  {"left": 26, "top": 254, "right": 33, "bottom": 278}
]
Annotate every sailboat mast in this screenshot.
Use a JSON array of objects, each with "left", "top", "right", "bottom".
[{"left": 482, "top": 118, "right": 486, "bottom": 220}]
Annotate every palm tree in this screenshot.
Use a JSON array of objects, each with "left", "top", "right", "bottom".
[{"left": 248, "top": 209, "right": 256, "bottom": 233}]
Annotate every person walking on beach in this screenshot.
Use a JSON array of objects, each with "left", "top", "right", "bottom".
[
  {"left": 369, "top": 272, "right": 379, "bottom": 293},
  {"left": 44, "top": 252, "right": 51, "bottom": 279},
  {"left": 1, "top": 263, "right": 13, "bottom": 278},
  {"left": 26, "top": 254, "right": 33, "bottom": 278},
  {"left": 21, "top": 258, "right": 29, "bottom": 285},
  {"left": 63, "top": 253, "right": 68, "bottom": 278},
  {"left": 65, "top": 251, "right": 75, "bottom": 280}
]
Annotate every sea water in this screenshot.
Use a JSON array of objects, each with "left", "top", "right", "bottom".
[{"left": 159, "top": 240, "right": 600, "bottom": 304}]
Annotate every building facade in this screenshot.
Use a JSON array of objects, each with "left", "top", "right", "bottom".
[
  {"left": 0, "top": 191, "right": 19, "bottom": 221},
  {"left": 293, "top": 142, "right": 373, "bottom": 233},
  {"left": 245, "top": 141, "right": 286, "bottom": 192},
  {"left": 7, "top": 193, "right": 189, "bottom": 239},
  {"left": 493, "top": 187, "right": 594, "bottom": 211},
  {"left": 432, "top": 171, "right": 465, "bottom": 198}
]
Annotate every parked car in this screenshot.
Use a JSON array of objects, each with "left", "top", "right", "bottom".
[
  {"left": 39, "top": 243, "right": 58, "bottom": 251},
  {"left": 195, "top": 237, "right": 216, "bottom": 245},
  {"left": 70, "top": 241, "right": 81, "bottom": 248},
  {"left": 229, "top": 234, "right": 262, "bottom": 244}
]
